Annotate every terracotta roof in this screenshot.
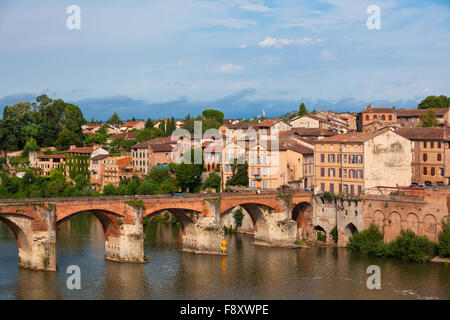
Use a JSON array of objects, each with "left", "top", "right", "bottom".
[
  {"left": 316, "top": 128, "right": 392, "bottom": 143},
  {"left": 394, "top": 127, "right": 446, "bottom": 140},
  {"left": 91, "top": 154, "right": 109, "bottom": 161},
  {"left": 361, "top": 106, "right": 396, "bottom": 114},
  {"left": 123, "top": 121, "right": 144, "bottom": 127},
  {"left": 281, "top": 141, "right": 314, "bottom": 154},
  {"left": 396, "top": 108, "right": 449, "bottom": 117},
  {"left": 223, "top": 123, "right": 253, "bottom": 130},
  {"left": 66, "top": 147, "right": 94, "bottom": 154},
  {"left": 117, "top": 157, "right": 132, "bottom": 163},
  {"left": 37, "top": 154, "right": 65, "bottom": 159},
  {"left": 290, "top": 128, "right": 337, "bottom": 137},
  {"left": 149, "top": 144, "right": 174, "bottom": 152}
]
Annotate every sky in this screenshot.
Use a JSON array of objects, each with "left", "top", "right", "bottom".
[{"left": 0, "top": 0, "right": 449, "bottom": 119}]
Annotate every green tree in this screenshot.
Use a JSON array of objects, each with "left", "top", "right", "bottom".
[
  {"left": 103, "top": 184, "right": 116, "bottom": 196},
  {"left": 202, "top": 109, "right": 224, "bottom": 123},
  {"left": 298, "top": 102, "right": 308, "bottom": 116},
  {"left": 226, "top": 159, "right": 249, "bottom": 187},
  {"left": 107, "top": 112, "right": 123, "bottom": 126},
  {"left": 201, "top": 172, "right": 221, "bottom": 191},
  {"left": 145, "top": 118, "right": 153, "bottom": 128},
  {"left": 147, "top": 167, "right": 170, "bottom": 184},
  {"left": 137, "top": 179, "right": 158, "bottom": 195},
  {"left": 418, "top": 95, "right": 450, "bottom": 109},
  {"left": 438, "top": 217, "right": 450, "bottom": 258},
  {"left": 156, "top": 178, "right": 179, "bottom": 194},
  {"left": 55, "top": 128, "right": 82, "bottom": 150},
  {"left": 419, "top": 109, "right": 440, "bottom": 127},
  {"left": 233, "top": 208, "right": 244, "bottom": 229}
]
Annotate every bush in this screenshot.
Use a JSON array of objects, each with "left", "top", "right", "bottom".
[
  {"left": 317, "top": 231, "right": 326, "bottom": 242},
  {"left": 389, "top": 229, "right": 436, "bottom": 262},
  {"left": 438, "top": 217, "right": 450, "bottom": 257},
  {"left": 347, "top": 223, "right": 388, "bottom": 257},
  {"left": 331, "top": 226, "right": 338, "bottom": 242}
]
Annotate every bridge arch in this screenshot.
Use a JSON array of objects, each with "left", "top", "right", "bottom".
[
  {"left": 291, "top": 202, "right": 313, "bottom": 239},
  {"left": 386, "top": 211, "right": 402, "bottom": 242},
  {"left": 0, "top": 214, "right": 31, "bottom": 251},
  {"left": 144, "top": 208, "right": 198, "bottom": 232},
  {"left": 371, "top": 210, "right": 385, "bottom": 231},
  {"left": 220, "top": 202, "right": 274, "bottom": 233},
  {"left": 423, "top": 214, "right": 437, "bottom": 242},
  {"left": 405, "top": 213, "right": 419, "bottom": 234},
  {"left": 56, "top": 209, "right": 123, "bottom": 239}
]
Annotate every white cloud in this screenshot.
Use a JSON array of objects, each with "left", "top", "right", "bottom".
[
  {"left": 216, "top": 63, "right": 244, "bottom": 73},
  {"left": 259, "top": 37, "right": 323, "bottom": 49},
  {"left": 321, "top": 49, "right": 336, "bottom": 61},
  {"left": 238, "top": 44, "right": 247, "bottom": 48},
  {"left": 205, "top": 18, "right": 257, "bottom": 29},
  {"left": 236, "top": 0, "right": 271, "bottom": 12}
]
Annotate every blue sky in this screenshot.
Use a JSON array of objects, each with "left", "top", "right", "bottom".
[{"left": 0, "top": 0, "right": 449, "bottom": 119}]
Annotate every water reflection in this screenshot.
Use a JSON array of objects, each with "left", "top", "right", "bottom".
[{"left": 0, "top": 215, "right": 448, "bottom": 300}]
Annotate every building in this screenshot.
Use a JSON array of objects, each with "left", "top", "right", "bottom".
[
  {"left": 107, "top": 131, "right": 138, "bottom": 144},
  {"left": 90, "top": 155, "right": 135, "bottom": 190},
  {"left": 65, "top": 145, "right": 108, "bottom": 179},
  {"left": 290, "top": 128, "right": 338, "bottom": 141},
  {"left": 247, "top": 140, "right": 314, "bottom": 190},
  {"left": 358, "top": 105, "right": 398, "bottom": 132},
  {"left": 290, "top": 114, "right": 347, "bottom": 133},
  {"left": 131, "top": 140, "right": 175, "bottom": 174},
  {"left": 395, "top": 127, "right": 447, "bottom": 186},
  {"left": 36, "top": 154, "right": 66, "bottom": 176},
  {"left": 255, "top": 119, "right": 292, "bottom": 136},
  {"left": 445, "top": 135, "right": 450, "bottom": 185},
  {"left": 396, "top": 108, "right": 450, "bottom": 128},
  {"left": 314, "top": 128, "right": 412, "bottom": 195},
  {"left": 121, "top": 121, "right": 145, "bottom": 132}
]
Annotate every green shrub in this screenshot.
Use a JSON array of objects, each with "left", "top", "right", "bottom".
[
  {"left": 347, "top": 223, "right": 388, "bottom": 257},
  {"left": 317, "top": 231, "right": 326, "bottom": 242},
  {"left": 438, "top": 217, "right": 450, "bottom": 258},
  {"left": 388, "top": 229, "right": 436, "bottom": 262},
  {"left": 331, "top": 226, "right": 338, "bottom": 242}
]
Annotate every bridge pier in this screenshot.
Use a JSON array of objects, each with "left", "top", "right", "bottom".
[
  {"left": 105, "top": 204, "right": 145, "bottom": 263},
  {"left": 19, "top": 235, "right": 57, "bottom": 271},
  {"left": 181, "top": 198, "right": 224, "bottom": 255},
  {"left": 251, "top": 197, "right": 298, "bottom": 247}
]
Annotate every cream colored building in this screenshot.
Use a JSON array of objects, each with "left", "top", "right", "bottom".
[{"left": 314, "top": 128, "right": 412, "bottom": 195}]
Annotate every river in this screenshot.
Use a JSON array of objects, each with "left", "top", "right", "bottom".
[{"left": 0, "top": 212, "right": 448, "bottom": 300}]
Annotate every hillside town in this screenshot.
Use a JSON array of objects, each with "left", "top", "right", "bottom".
[{"left": 1, "top": 96, "right": 449, "bottom": 197}]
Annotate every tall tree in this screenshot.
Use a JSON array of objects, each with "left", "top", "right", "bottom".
[
  {"left": 298, "top": 102, "right": 308, "bottom": 116},
  {"left": 418, "top": 95, "right": 450, "bottom": 109},
  {"left": 419, "top": 109, "right": 440, "bottom": 127},
  {"left": 108, "top": 112, "right": 123, "bottom": 126}
]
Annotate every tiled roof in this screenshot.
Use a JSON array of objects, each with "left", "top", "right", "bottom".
[
  {"left": 394, "top": 127, "right": 447, "bottom": 140},
  {"left": 37, "top": 154, "right": 65, "bottom": 159},
  {"left": 361, "top": 106, "right": 396, "bottom": 114},
  {"left": 223, "top": 123, "right": 254, "bottom": 130},
  {"left": 66, "top": 147, "right": 94, "bottom": 154},
  {"left": 149, "top": 144, "right": 174, "bottom": 152},
  {"left": 316, "top": 128, "right": 392, "bottom": 143},
  {"left": 91, "top": 154, "right": 109, "bottom": 161},
  {"left": 396, "top": 108, "right": 449, "bottom": 117},
  {"left": 123, "top": 121, "right": 144, "bottom": 127},
  {"left": 290, "top": 128, "right": 337, "bottom": 137},
  {"left": 281, "top": 141, "right": 314, "bottom": 154},
  {"left": 111, "top": 131, "right": 139, "bottom": 139}
]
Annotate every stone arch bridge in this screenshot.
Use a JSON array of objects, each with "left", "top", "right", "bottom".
[{"left": 0, "top": 191, "right": 312, "bottom": 271}]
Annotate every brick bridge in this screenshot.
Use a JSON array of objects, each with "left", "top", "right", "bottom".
[
  {"left": 309, "top": 188, "right": 449, "bottom": 246},
  {"left": 0, "top": 191, "right": 313, "bottom": 271}
]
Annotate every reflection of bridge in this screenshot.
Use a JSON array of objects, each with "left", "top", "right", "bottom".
[{"left": 0, "top": 192, "right": 312, "bottom": 271}]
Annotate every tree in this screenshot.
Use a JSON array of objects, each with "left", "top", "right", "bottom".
[
  {"left": 202, "top": 109, "right": 224, "bottom": 123},
  {"left": 298, "top": 102, "right": 308, "bottom": 116},
  {"left": 418, "top": 95, "right": 450, "bottom": 109},
  {"left": 174, "top": 151, "right": 204, "bottom": 193},
  {"left": 156, "top": 178, "right": 179, "bottom": 194},
  {"left": 108, "top": 112, "right": 123, "bottom": 126},
  {"left": 145, "top": 118, "right": 153, "bottom": 128},
  {"left": 419, "top": 109, "right": 439, "bottom": 127},
  {"left": 55, "top": 128, "right": 82, "bottom": 150},
  {"left": 147, "top": 167, "right": 170, "bottom": 184},
  {"left": 137, "top": 179, "right": 158, "bottom": 195},
  {"left": 136, "top": 128, "right": 164, "bottom": 142},
  {"left": 226, "top": 159, "right": 249, "bottom": 187},
  {"left": 201, "top": 172, "right": 221, "bottom": 191},
  {"left": 438, "top": 217, "right": 450, "bottom": 258},
  {"left": 103, "top": 184, "right": 116, "bottom": 196}
]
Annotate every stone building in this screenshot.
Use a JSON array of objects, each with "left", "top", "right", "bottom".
[
  {"left": 396, "top": 107, "right": 450, "bottom": 128},
  {"left": 395, "top": 127, "right": 447, "bottom": 186},
  {"left": 36, "top": 154, "right": 66, "bottom": 176},
  {"left": 314, "top": 128, "right": 412, "bottom": 195},
  {"left": 358, "top": 105, "right": 398, "bottom": 133}
]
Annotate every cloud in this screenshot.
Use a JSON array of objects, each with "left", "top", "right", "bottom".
[
  {"left": 259, "top": 37, "right": 323, "bottom": 48},
  {"left": 204, "top": 18, "right": 257, "bottom": 29},
  {"left": 236, "top": 0, "right": 271, "bottom": 12},
  {"left": 237, "top": 44, "right": 247, "bottom": 48},
  {"left": 216, "top": 63, "right": 244, "bottom": 73},
  {"left": 321, "top": 49, "right": 336, "bottom": 60}
]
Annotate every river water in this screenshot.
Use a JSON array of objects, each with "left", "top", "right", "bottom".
[{"left": 0, "top": 212, "right": 448, "bottom": 300}]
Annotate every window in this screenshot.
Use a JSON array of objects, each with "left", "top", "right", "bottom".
[
  {"left": 431, "top": 167, "right": 435, "bottom": 176},
  {"left": 358, "top": 185, "right": 362, "bottom": 195},
  {"left": 430, "top": 141, "right": 434, "bottom": 148},
  {"left": 339, "top": 184, "right": 342, "bottom": 193},
  {"left": 344, "top": 184, "right": 349, "bottom": 194},
  {"left": 321, "top": 154, "right": 325, "bottom": 162},
  {"left": 350, "top": 185, "right": 355, "bottom": 195},
  {"left": 366, "top": 115, "right": 369, "bottom": 121},
  {"left": 423, "top": 141, "right": 427, "bottom": 148},
  {"left": 389, "top": 115, "right": 392, "bottom": 121},
  {"left": 330, "top": 183, "right": 334, "bottom": 193},
  {"left": 438, "top": 154, "right": 442, "bottom": 161},
  {"left": 423, "top": 167, "right": 427, "bottom": 175},
  {"left": 321, "top": 183, "right": 325, "bottom": 192},
  {"left": 423, "top": 153, "right": 427, "bottom": 162},
  {"left": 263, "top": 180, "right": 267, "bottom": 189},
  {"left": 321, "top": 168, "right": 325, "bottom": 177},
  {"left": 339, "top": 168, "right": 342, "bottom": 178},
  {"left": 438, "top": 141, "right": 441, "bottom": 148},
  {"left": 381, "top": 115, "right": 385, "bottom": 120}
]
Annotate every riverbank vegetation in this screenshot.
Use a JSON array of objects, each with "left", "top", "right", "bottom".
[{"left": 347, "top": 222, "right": 450, "bottom": 262}]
